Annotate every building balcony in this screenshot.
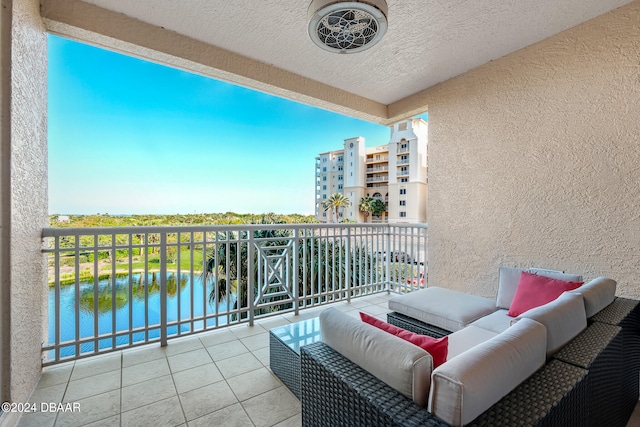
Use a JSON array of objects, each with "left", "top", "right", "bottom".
[
  {"left": 22, "top": 223, "right": 429, "bottom": 425},
  {"left": 365, "top": 156, "right": 389, "bottom": 164},
  {"left": 397, "top": 158, "right": 410, "bottom": 165},
  {"left": 366, "top": 166, "right": 389, "bottom": 172},
  {"left": 366, "top": 176, "right": 388, "bottom": 183},
  {"left": 21, "top": 292, "right": 396, "bottom": 426}
]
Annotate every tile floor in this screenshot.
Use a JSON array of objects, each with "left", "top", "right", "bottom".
[{"left": 16, "top": 293, "right": 395, "bottom": 427}]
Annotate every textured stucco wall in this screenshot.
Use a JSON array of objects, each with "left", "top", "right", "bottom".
[
  {"left": 8, "top": 0, "right": 48, "bottom": 404},
  {"left": 426, "top": 1, "right": 640, "bottom": 298}
]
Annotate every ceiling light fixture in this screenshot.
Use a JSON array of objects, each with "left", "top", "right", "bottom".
[{"left": 307, "top": 0, "right": 388, "bottom": 54}]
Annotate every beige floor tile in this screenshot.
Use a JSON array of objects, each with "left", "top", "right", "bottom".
[
  {"left": 274, "top": 413, "right": 302, "bottom": 427},
  {"left": 216, "top": 352, "right": 263, "bottom": 379},
  {"left": 252, "top": 347, "right": 270, "bottom": 367},
  {"left": 360, "top": 304, "right": 390, "bottom": 316},
  {"left": 229, "top": 324, "right": 267, "bottom": 339},
  {"left": 122, "top": 344, "right": 168, "bottom": 368},
  {"left": 167, "top": 348, "right": 212, "bottom": 373},
  {"left": 70, "top": 353, "right": 121, "bottom": 381},
  {"left": 240, "top": 332, "right": 269, "bottom": 352},
  {"left": 197, "top": 328, "right": 238, "bottom": 347},
  {"left": 257, "top": 316, "right": 292, "bottom": 330},
  {"left": 164, "top": 337, "right": 204, "bottom": 357},
  {"left": 121, "top": 395, "right": 185, "bottom": 427},
  {"left": 178, "top": 381, "right": 238, "bottom": 421},
  {"left": 205, "top": 340, "right": 249, "bottom": 362},
  {"left": 172, "top": 362, "right": 224, "bottom": 394},
  {"left": 81, "top": 414, "right": 120, "bottom": 426},
  {"left": 16, "top": 410, "right": 57, "bottom": 427},
  {"left": 242, "top": 386, "right": 301, "bottom": 427},
  {"left": 29, "top": 383, "right": 66, "bottom": 405},
  {"left": 186, "top": 402, "right": 252, "bottom": 427},
  {"left": 627, "top": 402, "right": 640, "bottom": 427},
  {"left": 55, "top": 389, "right": 120, "bottom": 427},
  {"left": 122, "top": 357, "right": 171, "bottom": 387},
  {"left": 121, "top": 374, "right": 177, "bottom": 412},
  {"left": 63, "top": 370, "right": 121, "bottom": 402},
  {"left": 37, "top": 364, "right": 73, "bottom": 389},
  {"left": 227, "top": 367, "right": 283, "bottom": 401}
]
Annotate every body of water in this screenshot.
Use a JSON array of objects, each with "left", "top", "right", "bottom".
[{"left": 48, "top": 272, "right": 234, "bottom": 358}]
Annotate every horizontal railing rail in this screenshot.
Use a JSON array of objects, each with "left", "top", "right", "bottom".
[{"left": 41, "top": 223, "right": 427, "bottom": 364}]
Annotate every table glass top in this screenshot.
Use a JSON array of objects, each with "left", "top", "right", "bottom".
[{"left": 270, "top": 317, "right": 321, "bottom": 354}]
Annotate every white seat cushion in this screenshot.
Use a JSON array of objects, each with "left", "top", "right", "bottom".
[
  {"left": 429, "top": 318, "right": 547, "bottom": 426},
  {"left": 446, "top": 325, "right": 498, "bottom": 360},
  {"left": 470, "top": 309, "right": 513, "bottom": 334},
  {"left": 319, "top": 308, "right": 433, "bottom": 407},
  {"left": 389, "top": 287, "right": 498, "bottom": 332}
]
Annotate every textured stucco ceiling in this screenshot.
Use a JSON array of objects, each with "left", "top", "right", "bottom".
[{"left": 42, "top": 0, "right": 634, "bottom": 123}]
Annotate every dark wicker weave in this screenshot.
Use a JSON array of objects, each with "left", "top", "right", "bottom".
[
  {"left": 386, "top": 312, "right": 451, "bottom": 338},
  {"left": 469, "top": 359, "right": 588, "bottom": 427},
  {"left": 300, "top": 341, "right": 450, "bottom": 427},
  {"left": 269, "top": 332, "right": 302, "bottom": 399},
  {"left": 553, "top": 322, "right": 624, "bottom": 427},
  {"left": 590, "top": 297, "right": 640, "bottom": 425}
]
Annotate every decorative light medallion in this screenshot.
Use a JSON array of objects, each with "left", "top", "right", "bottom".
[{"left": 308, "top": 0, "right": 388, "bottom": 54}]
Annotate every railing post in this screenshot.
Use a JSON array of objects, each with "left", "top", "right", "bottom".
[
  {"left": 293, "top": 228, "right": 300, "bottom": 316},
  {"left": 160, "top": 232, "right": 168, "bottom": 347},
  {"left": 345, "top": 226, "right": 351, "bottom": 303},
  {"left": 248, "top": 231, "right": 255, "bottom": 326},
  {"left": 385, "top": 225, "right": 391, "bottom": 292}
]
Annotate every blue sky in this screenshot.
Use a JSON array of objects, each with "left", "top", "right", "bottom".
[{"left": 48, "top": 35, "right": 426, "bottom": 216}]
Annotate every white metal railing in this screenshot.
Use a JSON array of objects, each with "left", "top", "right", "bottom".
[{"left": 41, "top": 223, "right": 427, "bottom": 364}]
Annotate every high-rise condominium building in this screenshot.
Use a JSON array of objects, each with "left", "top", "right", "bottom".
[{"left": 315, "top": 118, "right": 428, "bottom": 223}]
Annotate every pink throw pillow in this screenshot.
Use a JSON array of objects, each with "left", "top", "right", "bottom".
[
  {"left": 360, "top": 312, "right": 448, "bottom": 367},
  {"left": 507, "top": 271, "right": 583, "bottom": 317}
]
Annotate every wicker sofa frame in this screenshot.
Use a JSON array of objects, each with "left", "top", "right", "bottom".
[{"left": 300, "top": 297, "right": 639, "bottom": 427}]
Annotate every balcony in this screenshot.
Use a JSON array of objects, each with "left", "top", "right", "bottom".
[
  {"left": 20, "top": 292, "right": 395, "bottom": 426},
  {"left": 365, "top": 156, "right": 389, "bottom": 164},
  {"left": 366, "top": 176, "right": 388, "bottom": 183},
  {"left": 366, "top": 165, "right": 389, "bottom": 172},
  {"left": 42, "top": 223, "right": 427, "bottom": 365},
  {"left": 14, "top": 223, "right": 428, "bottom": 425}
]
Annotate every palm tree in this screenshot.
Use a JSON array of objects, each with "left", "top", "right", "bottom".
[
  {"left": 323, "top": 193, "right": 350, "bottom": 222},
  {"left": 358, "top": 196, "right": 374, "bottom": 222}
]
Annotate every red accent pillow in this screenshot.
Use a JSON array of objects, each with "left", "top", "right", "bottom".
[
  {"left": 360, "top": 312, "right": 448, "bottom": 367},
  {"left": 507, "top": 271, "right": 583, "bottom": 317}
]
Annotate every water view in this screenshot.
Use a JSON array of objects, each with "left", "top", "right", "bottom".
[{"left": 47, "top": 272, "right": 233, "bottom": 358}]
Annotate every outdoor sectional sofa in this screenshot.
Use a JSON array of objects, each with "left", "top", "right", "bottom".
[{"left": 300, "top": 267, "right": 640, "bottom": 426}]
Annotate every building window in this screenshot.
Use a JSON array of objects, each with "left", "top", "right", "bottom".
[
  {"left": 338, "top": 175, "right": 343, "bottom": 180},
  {"left": 338, "top": 184, "right": 343, "bottom": 190},
  {"left": 401, "top": 143, "right": 407, "bottom": 149},
  {"left": 323, "top": 176, "right": 327, "bottom": 181},
  {"left": 323, "top": 158, "right": 327, "bottom": 163},
  {"left": 399, "top": 200, "right": 406, "bottom": 206},
  {"left": 400, "top": 212, "right": 407, "bottom": 217},
  {"left": 400, "top": 189, "right": 406, "bottom": 195},
  {"left": 400, "top": 178, "right": 408, "bottom": 182},
  {"left": 338, "top": 156, "right": 343, "bottom": 162},
  {"left": 323, "top": 194, "right": 327, "bottom": 199},
  {"left": 323, "top": 212, "right": 326, "bottom": 217},
  {"left": 338, "top": 165, "right": 343, "bottom": 171},
  {"left": 322, "top": 185, "right": 326, "bottom": 190}
]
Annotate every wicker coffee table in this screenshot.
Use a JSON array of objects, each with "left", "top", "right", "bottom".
[{"left": 269, "top": 317, "right": 321, "bottom": 399}]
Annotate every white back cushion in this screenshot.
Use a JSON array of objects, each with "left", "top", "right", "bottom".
[
  {"left": 496, "top": 267, "right": 583, "bottom": 309},
  {"left": 513, "top": 292, "right": 587, "bottom": 357},
  {"left": 429, "top": 318, "right": 546, "bottom": 426},
  {"left": 568, "top": 277, "right": 616, "bottom": 318},
  {"left": 319, "top": 308, "right": 433, "bottom": 407}
]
